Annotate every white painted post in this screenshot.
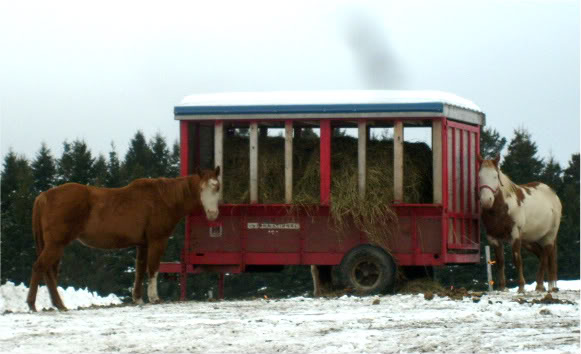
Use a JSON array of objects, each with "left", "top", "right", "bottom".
[
  {"left": 285, "top": 121, "right": 293, "bottom": 204},
  {"left": 358, "top": 121, "right": 366, "bottom": 199},
  {"left": 432, "top": 120, "right": 442, "bottom": 204},
  {"left": 214, "top": 121, "right": 223, "bottom": 202},
  {"left": 485, "top": 245, "right": 493, "bottom": 291},
  {"left": 394, "top": 121, "right": 404, "bottom": 202},
  {"left": 250, "top": 122, "right": 259, "bottom": 204}
]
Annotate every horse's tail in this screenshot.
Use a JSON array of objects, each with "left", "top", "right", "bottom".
[{"left": 32, "top": 193, "right": 46, "bottom": 257}]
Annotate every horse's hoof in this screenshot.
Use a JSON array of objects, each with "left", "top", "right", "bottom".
[
  {"left": 57, "top": 306, "right": 69, "bottom": 312},
  {"left": 517, "top": 288, "right": 525, "bottom": 294},
  {"left": 133, "top": 298, "right": 144, "bottom": 305},
  {"left": 28, "top": 304, "right": 37, "bottom": 312},
  {"left": 535, "top": 286, "right": 546, "bottom": 292},
  {"left": 550, "top": 287, "right": 559, "bottom": 293}
]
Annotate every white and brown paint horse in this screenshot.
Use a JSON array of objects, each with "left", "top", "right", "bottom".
[
  {"left": 26, "top": 167, "right": 221, "bottom": 311},
  {"left": 478, "top": 155, "right": 561, "bottom": 292}
]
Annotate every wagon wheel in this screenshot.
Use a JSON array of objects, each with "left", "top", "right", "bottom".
[{"left": 339, "top": 245, "right": 396, "bottom": 295}]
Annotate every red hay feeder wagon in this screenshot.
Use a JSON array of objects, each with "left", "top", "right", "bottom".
[{"left": 159, "top": 90, "right": 485, "bottom": 298}]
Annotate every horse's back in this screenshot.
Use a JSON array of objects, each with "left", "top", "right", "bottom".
[{"left": 519, "top": 182, "right": 561, "bottom": 243}]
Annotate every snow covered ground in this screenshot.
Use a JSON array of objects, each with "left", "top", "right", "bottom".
[{"left": 1, "top": 280, "right": 579, "bottom": 353}]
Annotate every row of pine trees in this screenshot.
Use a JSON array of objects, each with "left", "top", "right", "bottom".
[{"left": 1, "top": 127, "right": 579, "bottom": 301}]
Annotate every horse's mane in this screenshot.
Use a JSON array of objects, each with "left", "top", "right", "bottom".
[
  {"left": 498, "top": 171, "right": 520, "bottom": 199},
  {"left": 152, "top": 176, "right": 198, "bottom": 209}
]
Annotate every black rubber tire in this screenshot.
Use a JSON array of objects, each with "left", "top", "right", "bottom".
[{"left": 339, "top": 245, "right": 396, "bottom": 295}]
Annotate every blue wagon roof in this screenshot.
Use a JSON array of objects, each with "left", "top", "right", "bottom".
[{"left": 174, "top": 90, "right": 485, "bottom": 125}]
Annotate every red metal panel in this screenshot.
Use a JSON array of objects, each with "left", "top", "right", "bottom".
[
  {"left": 320, "top": 120, "right": 331, "bottom": 205},
  {"left": 180, "top": 121, "right": 190, "bottom": 177},
  {"left": 303, "top": 253, "right": 345, "bottom": 265}
]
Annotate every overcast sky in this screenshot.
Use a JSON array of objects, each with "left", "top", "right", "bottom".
[{"left": 1, "top": 0, "right": 579, "bottom": 168}]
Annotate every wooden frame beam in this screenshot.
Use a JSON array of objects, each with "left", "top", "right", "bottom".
[
  {"left": 394, "top": 121, "right": 404, "bottom": 203},
  {"left": 432, "top": 120, "right": 442, "bottom": 204},
  {"left": 358, "top": 121, "right": 367, "bottom": 199},
  {"left": 214, "top": 120, "right": 223, "bottom": 202},
  {"left": 285, "top": 120, "right": 293, "bottom": 204},
  {"left": 249, "top": 122, "right": 259, "bottom": 204}
]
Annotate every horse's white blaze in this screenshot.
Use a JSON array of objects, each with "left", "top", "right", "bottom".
[
  {"left": 148, "top": 272, "right": 159, "bottom": 303},
  {"left": 478, "top": 165, "right": 499, "bottom": 209},
  {"left": 200, "top": 178, "right": 220, "bottom": 221}
]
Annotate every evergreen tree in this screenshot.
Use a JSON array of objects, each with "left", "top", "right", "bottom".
[
  {"left": 106, "top": 143, "right": 123, "bottom": 188},
  {"left": 57, "top": 141, "right": 74, "bottom": 185},
  {"left": 539, "top": 155, "right": 562, "bottom": 192},
  {"left": 557, "top": 153, "right": 580, "bottom": 279},
  {"left": 149, "top": 133, "right": 171, "bottom": 178},
  {"left": 1, "top": 149, "right": 20, "bottom": 209},
  {"left": 123, "top": 131, "right": 152, "bottom": 181},
  {"left": 480, "top": 127, "right": 506, "bottom": 159},
  {"left": 1, "top": 153, "right": 35, "bottom": 285},
  {"left": 92, "top": 154, "right": 108, "bottom": 187},
  {"left": 169, "top": 140, "right": 180, "bottom": 177},
  {"left": 31, "top": 143, "right": 57, "bottom": 194},
  {"left": 500, "top": 127, "right": 544, "bottom": 184}
]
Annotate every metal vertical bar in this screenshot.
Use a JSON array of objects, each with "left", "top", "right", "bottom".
[
  {"left": 393, "top": 121, "right": 404, "bottom": 203},
  {"left": 179, "top": 120, "right": 190, "bottom": 300},
  {"left": 485, "top": 245, "right": 493, "bottom": 291},
  {"left": 358, "top": 120, "right": 367, "bottom": 200},
  {"left": 320, "top": 120, "right": 331, "bottom": 206},
  {"left": 250, "top": 122, "right": 259, "bottom": 204},
  {"left": 285, "top": 120, "right": 293, "bottom": 204},
  {"left": 180, "top": 121, "right": 190, "bottom": 177},
  {"left": 460, "top": 128, "right": 465, "bottom": 245},
  {"left": 214, "top": 120, "right": 223, "bottom": 202},
  {"left": 441, "top": 118, "right": 449, "bottom": 263}
]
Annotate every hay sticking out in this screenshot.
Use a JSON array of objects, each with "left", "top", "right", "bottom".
[{"left": 221, "top": 132, "right": 432, "bottom": 246}]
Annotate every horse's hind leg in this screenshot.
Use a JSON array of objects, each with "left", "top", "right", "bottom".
[
  {"left": 46, "top": 261, "right": 67, "bottom": 310},
  {"left": 523, "top": 242, "right": 546, "bottom": 292},
  {"left": 132, "top": 245, "right": 147, "bottom": 304},
  {"left": 511, "top": 238, "right": 526, "bottom": 293},
  {"left": 26, "top": 266, "right": 42, "bottom": 312},
  {"left": 35, "top": 242, "right": 68, "bottom": 311},
  {"left": 546, "top": 242, "right": 558, "bottom": 292}
]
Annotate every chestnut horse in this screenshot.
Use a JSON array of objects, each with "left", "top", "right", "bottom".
[
  {"left": 26, "top": 167, "right": 221, "bottom": 311},
  {"left": 478, "top": 155, "right": 561, "bottom": 293}
]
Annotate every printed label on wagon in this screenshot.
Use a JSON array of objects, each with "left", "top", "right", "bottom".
[{"left": 247, "top": 222, "right": 300, "bottom": 230}]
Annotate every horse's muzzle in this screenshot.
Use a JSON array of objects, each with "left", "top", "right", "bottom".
[{"left": 206, "top": 210, "right": 219, "bottom": 221}]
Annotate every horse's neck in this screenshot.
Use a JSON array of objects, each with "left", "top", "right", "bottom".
[
  {"left": 499, "top": 171, "right": 518, "bottom": 197},
  {"left": 181, "top": 175, "right": 202, "bottom": 214}
]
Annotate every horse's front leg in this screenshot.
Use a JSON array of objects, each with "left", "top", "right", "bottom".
[
  {"left": 488, "top": 236, "right": 506, "bottom": 291},
  {"left": 132, "top": 245, "right": 148, "bottom": 305},
  {"left": 146, "top": 239, "right": 169, "bottom": 304},
  {"left": 511, "top": 237, "right": 526, "bottom": 293}
]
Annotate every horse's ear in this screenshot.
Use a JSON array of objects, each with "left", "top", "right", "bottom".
[
  {"left": 493, "top": 154, "right": 501, "bottom": 166},
  {"left": 477, "top": 153, "right": 484, "bottom": 164},
  {"left": 215, "top": 165, "right": 221, "bottom": 177}
]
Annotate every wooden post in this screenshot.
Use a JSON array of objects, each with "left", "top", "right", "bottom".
[
  {"left": 432, "top": 120, "right": 443, "bottom": 204},
  {"left": 358, "top": 121, "right": 366, "bottom": 199},
  {"left": 250, "top": 122, "right": 259, "bottom": 204},
  {"left": 285, "top": 120, "right": 293, "bottom": 204},
  {"left": 394, "top": 121, "right": 404, "bottom": 203},
  {"left": 485, "top": 245, "right": 493, "bottom": 291},
  {"left": 214, "top": 121, "right": 223, "bottom": 202}
]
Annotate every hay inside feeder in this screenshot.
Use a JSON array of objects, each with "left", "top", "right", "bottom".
[{"left": 221, "top": 130, "right": 433, "bottom": 246}]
